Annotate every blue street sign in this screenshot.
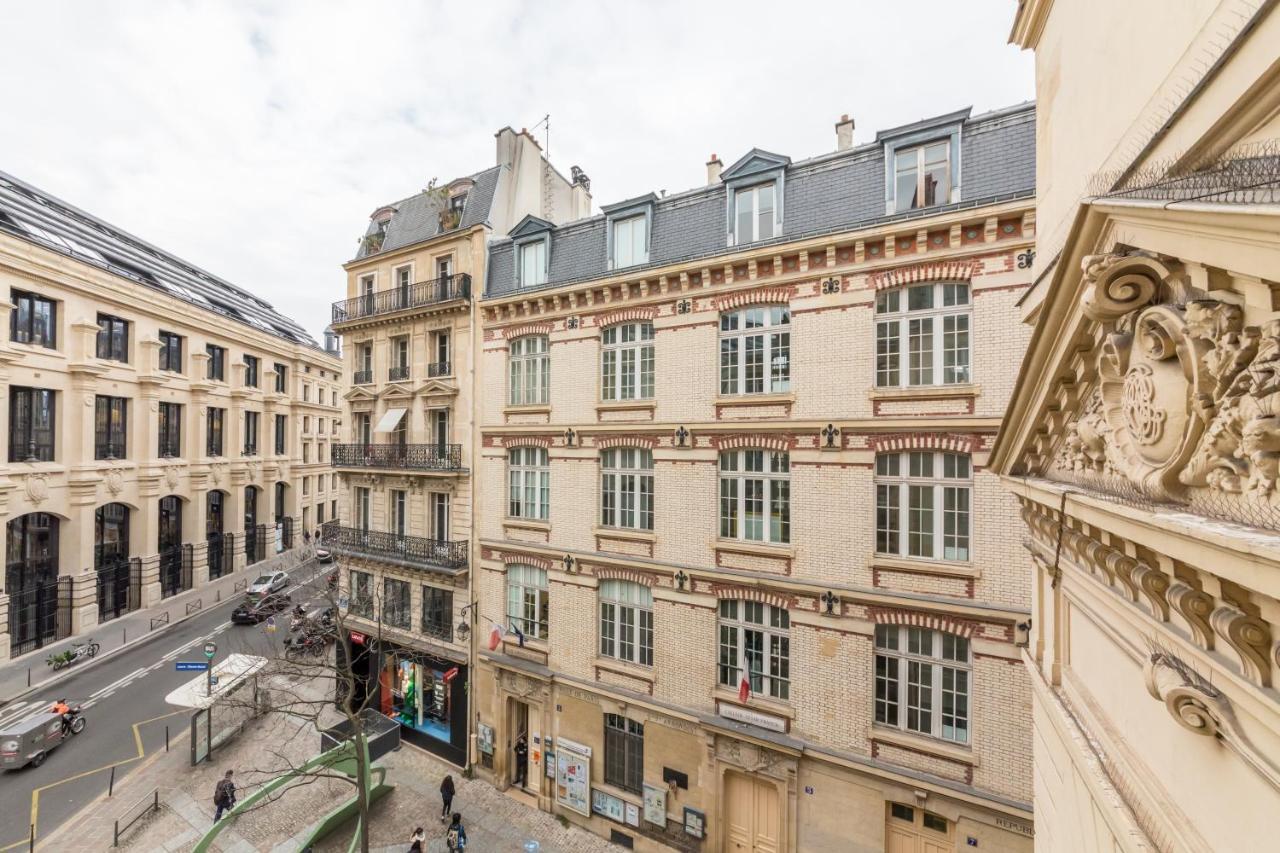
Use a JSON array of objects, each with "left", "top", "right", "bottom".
[{"left": 176, "top": 661, "right": 210, "bottom": 672}]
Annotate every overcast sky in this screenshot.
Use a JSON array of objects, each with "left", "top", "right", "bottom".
[{"left": 0, "top": 1, "right": 1032, "bottom": 342}]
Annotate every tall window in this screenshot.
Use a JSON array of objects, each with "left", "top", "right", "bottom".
[
  {"left": 349, "top": 569, "right": 373, "bottom": 618},
  {"left": 158, "top": 331, "right": 183, "bottom": 372},
  {"left": 390, "top": 336, "right": 409, "bottom": 380},
  {"left": 206, "top": 344, "right": 226, "bottom": 381},
  {"left": 506, "top": 564, "right": 549, "bottom": 640},
  {"left": 422, "top": 586, "right": 453, "bottom": 641},
  {"left": 354, "top": 486, "right": 371, "bottom": 531},
  {"left": 612, "top": 215, "right": 647, "bottom": 268},
  {"left": 158, "top": 402, "right": 182, "bottom": 457},
  {"left": 508, "top": 447, "right": 549, "bottom": 520},
  {"left": 509, "top": 336, "right": 549, "bottom": 405},
  {"left": 383, "top": 577, "right": 410, "bottom": 629},
  {"left": 604, "top": 714, "right": 644, "bottom": 794},
  {"left": 733, "top": 183, "right": 776, "bottom": 244},
  {"left": 96, "top": 313, "right": 129, "bottom": 362},
  {"left": 207, "top": 408, "right": 225, "bottom": 457},
  {"left": 354, "top": 412, "right": 371, "bottom": 445},
  {"left": 243, "top": 355, "right": 260, "bottom": 388},
  {"left": 894, "top": 141, "right": 950, "bottom": 212},
  {"left": 389, "top": 489, "right": 406, "bottom": 536},
  {"left": 394, "top": 265, "right": 412, "bottom": 307},
  {"left": 719, "top": 307, "right": 790, "bottom": 395},
  {"left": 274, "top": 363, "right": 287, "bottom": 393},
  {"left": 875, "top": 625, "right": 970, "bottom": 744},
  {"left": 719, "top": 450, "right": 789, "bottom": 544},
  {"left": 356, "top": 344, "right": 373, "bottom": 382},
  {"left": 10, "top": 290, "right": 57, "bottom": 348},
  {"left": 601, "top": 449, "right": 653, "bottom": 531},
  {"left": 518, "top": 240, "right": 547, "bottom": 288},
  {"left": 274, "top": 414, "right": 286, "bottom": 455},
  {"left": 95, "top": 396, "right": 128, "bottom": 460},
  {"left": 601, "top": 323, "right": 654, "bottom": 401},
  {"left": 875, "top": 451, "right": 971, "bottom": 561},
  {"left": 9, "top": 387, "right": 56, "bottom": 462},
  {"left": 432, "top": 331, "right": 451, "bottom": 373},
  {"left": 600, "top": 580, "right": 653, "bottom": 666},
  {"left": 718, "top": 600, "right": 790, "bottom": 700},
  {"left": 875, "top": 283, "right": 970, "bottom": 387},
  {"left": 243, "top": 411, "right": 260, "bottom": 455}
]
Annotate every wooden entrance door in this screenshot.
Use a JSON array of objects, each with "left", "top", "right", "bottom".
[
  {"left": 885, "top": 802, "right": 952, "bottom": 853},
  {"left": 725, "top": 771, "right": 781, "bottom": 853}
]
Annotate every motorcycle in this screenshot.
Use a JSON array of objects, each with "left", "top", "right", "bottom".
[
  {"left": 283, "top": 632, "right": 326, "bottom": 657},
  {"left": 45, "top": 640, "right": 100, "bottom": 671}
]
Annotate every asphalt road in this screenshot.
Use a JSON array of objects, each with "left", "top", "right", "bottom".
[{"left": 0, "top": 562, "right": 332, "bottom": 851}]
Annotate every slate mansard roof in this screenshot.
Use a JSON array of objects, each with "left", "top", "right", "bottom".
[
  {"left": 0, "top": 170, "right": 319, "bottom": 348},
  {"left": 486, "top": 103, "right": 1035, "bottom": 298},
  {"left": 353, "top": 165, "right": 502, "bottom": 261}
]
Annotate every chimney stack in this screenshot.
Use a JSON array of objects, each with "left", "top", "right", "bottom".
[
  {"left": 835, "top": 114, "right": 855, "bottom": 151},
  {"left": 706, "top": 153, "right": 723, "bottom": 185}
]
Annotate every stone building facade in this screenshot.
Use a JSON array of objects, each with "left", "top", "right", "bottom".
[
  {"left": 995, "top": 2, "right": 1280, "bottom": 852},
  {"left": 0, "top": 170, "right": 340, "bottom": 663},
  {"left": 327, "top": 127, "right": 590, "bottom": 765},
  {"left": 473, "top": 106, "right": 1038, "bottom": 852}
]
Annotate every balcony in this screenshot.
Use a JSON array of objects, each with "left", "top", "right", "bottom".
[
  {"left": 320, "top": 522, "right": 468, "bottom": 570},
  {"left": 388, "top": 365, "right": 410, "bottom": 382},
  {"left": 332, "top": 273, "right": 471, "bottom": 325},
  {"left": 331, "top": 443, "right": 463, "bottom": 472},
  {"left": 353, "top": 369, "right": 373, "bottom": 385},
  {"left": 427, "top": 361, "right": 452, "bottom": 378}
]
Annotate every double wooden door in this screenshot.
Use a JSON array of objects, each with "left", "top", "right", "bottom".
[{"left": 725, "top": 771, "right": 780, "bottom": 853}]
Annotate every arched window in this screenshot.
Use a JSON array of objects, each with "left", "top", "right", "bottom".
[
  {"left": 274, "top": 482, "right": 287, "bottom": 524},
  {"left": 719, "top": 306, "right": 790, "bottom": 395},
  {"left": 717, "top": 599, "right": 789, "bottom": 700},
  {"left": 875, "top": 451, "right": 970, "bottom": 561},
  {"left": 508, "top": 447, "right": 549, "bottom": 520},
  {"left": 506, "top": 564, "right": 549, "bottom": 640},
  {"left": 719, "top": 450, "right": 789, "bottom": 544},
  {"left": 509, "top": 336, "right": 549, "bottom": 405},
  {"left": 5, "top": 512, "right": 59, "bottom": 590},
  {"left": 599, "top": 580, "right": 653, "bottom": 665},
  {"left": 158, "top": 496, "right": 183, "bottom": 552},
  {"left": 94, "top": 504, "right": 130, "bottom": 567},
  {"left": 874, "top": 282, "right": 970, "bottom": 388},
  {"left": 207, "top": 491, "right": 226, "bottom": 536},
  {"left": 601, "top": 449, "right": 653, "bottom": 531},
  {"left": 601, "top": 323, "right": 654, "bottom": 401},
  {"left": 874, "top": 625, "right": 970, "bottom": 743}
]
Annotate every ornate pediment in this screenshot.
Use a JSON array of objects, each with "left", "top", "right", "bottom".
[
  {"left": 377, "top": 384, "right": 413, "bottom": 401},
  {"left": 344, "top": 386, "right": 376, "bottom": 402},
  {"left": 416, "top": 378, "right": 458, "bottom": 399}
]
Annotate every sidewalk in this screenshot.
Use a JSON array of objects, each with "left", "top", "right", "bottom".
[{"left": 0, "top": 544, "right": 318, "bottom": 705}]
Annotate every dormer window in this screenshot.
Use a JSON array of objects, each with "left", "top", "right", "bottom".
[
  {"left": 612, "top": 215, "right": 647, "bottom": 268},
  {"left": 734, "top": 183, "right": 775, "bottom": 244},
  {"left": 519, "top": 240, "right": 547, "bottom": 288},
  {"left": 448, "top": 193, "right": 467, "bottom": 216},
  {"left": 720, "top": 149, "right": 789, "bottom": 247},
  {"left": 508, "top": 215, "right": 555, "bottom": 290},
  {"left": 895, "top": 141, "right": 951, "bottom": 213}
]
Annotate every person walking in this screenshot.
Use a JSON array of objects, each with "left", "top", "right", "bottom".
[
  {"left": 513, "top": 734, "right": 528, "bottom": 788},
  {"left": 213, "top": 770, "right": 236, "bottom": 822},
  {"left": 408, "top": 826, "right": 426, "bottom": 852},
  {"left": 445, "top": 813, "right": 467, "bottom": 851},
  {"left": 439, "top": 774, "right": 455, "bottom": 822}
]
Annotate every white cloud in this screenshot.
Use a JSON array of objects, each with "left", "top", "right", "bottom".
[{"left": 0, "top": 0, "right": 1032, "bottom": 341}]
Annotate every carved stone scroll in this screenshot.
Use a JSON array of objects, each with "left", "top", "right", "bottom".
[
  {"left": 1167, "top": 582, "right": 1215, "bottom": 649},
  {"left": 1210, "top": 605, "right": 1272, "bottom": 687}
]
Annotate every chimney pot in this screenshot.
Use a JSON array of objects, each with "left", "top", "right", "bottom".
[
  {"left": 706, "top": 154, "right": 724, "bottom": 186},
  {"left": 835, "top": 114, "right": 855, "bottom": 151}
]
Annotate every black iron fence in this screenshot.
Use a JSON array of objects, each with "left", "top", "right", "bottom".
[
  {"left": 9, "top": 577, "right": 71, "bottom": 656},
  {"left": 388, "top": 365, "right": 410, "bottom": 382},
  {"left": 332, "top": 273, "right": 471, "bottom": 324},
  {"left": 159, "top": 545, "right": 194, "bottom": 599},
  {"left": 319, "top": 522, "right": 468, "bottom": 569},
  {"left": 95, "top": 554, "right": 141, "bottom": 622},
  {"left": 353, "top": 369, "right": 373, "bottom": 385},
  {"left": 331, "top": 443, "right": 462, "bottom": 471},
  {"left": 244, "top": 524, "right": 269, "bottom": 566},
  {"left": 427, "top": 361, "right": 452, "bottom": 378},
  {"left": 207, "top": 532, "right": 236, "bottom": 580}
]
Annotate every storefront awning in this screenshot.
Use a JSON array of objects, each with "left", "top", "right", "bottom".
[{"left": 373, "top": 407, "right": 407, "bottom": 433}]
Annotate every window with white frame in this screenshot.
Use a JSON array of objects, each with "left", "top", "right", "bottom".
[
  {"left": 518, "top": 240, "right": 547, "bottom": 288},
  {"left": 599, "top": 580, "right": 653, "bottom": 666},
  {"left": 875, "top": 283, "right": 970, "bottom": 387},
  {"left": 719, "top": 450, "right": 789, "bottom": 544},
  {"left": 601, "top": 323, "right": 654, "bottom": 401},
  {"left": 719, "top": 306, "right": 790, "bottom": 395},
  {"left": 601, "top": 448, "right": 653, "bottom": 531},
  {"left": 508, "top": 447, "right": 549, "bottom": 520},
  {"left": 509, "top": 336, "right": 550, "bottom": 406},
  {"left": 894, "top": 140, "right": 951, "bottom": 212},
  {"left": 506, "top": 564, "right": 549, "bottom": 640},
  {"left": 875, "top": 451, "right": 971, "bottom": 561},
  {"left": 733, "top": 182, "right": 776, "bottom": 244},
  {"left": 717, "top": 600, "right": 790, "bottom": 700},
  {"left": 875, "top": 625, "right": 970, "bottom": 743},
  {"left": 612, "top": 215, "right": 647, "bottom": 268}
]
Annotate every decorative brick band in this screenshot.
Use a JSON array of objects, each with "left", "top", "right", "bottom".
[
  {"left": 867, "top": 432, "right": 980, "bottom": 454},
  {"left": 593, "top": 434, "right": 659, "bottom": 450},
  {"left": 713, "top": 285, "right": 796, "bottom": 312},
  {"left": 594, "top": 566, "right": 657, "bottom": 587},
  {"left": 502, "top": 322, "right": 555, "bottom": 340},
  {"left": 497, "top": 434, "right": 554, "bottom": 449},
  {"left": 869, "top": 607, "right": 976, "bottom": 639},
  {"left": 868, "top": 260, "right": 977, "bottom": 292},
  {"left": 596, "top": 307, "right": 659, "bottom": 328},
  {"left": 499, "top": 551, "right": 554, "bottom": 572},
  {"left": 712, "top": 433, "right": 797, "bottom": 452},
  {"left": 710, "top": 583, "right": 796, "bottom": 611}
]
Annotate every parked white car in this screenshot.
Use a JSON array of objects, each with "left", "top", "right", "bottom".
[{"left": 247, "top": 571, "right": 288, "bottom": 598}]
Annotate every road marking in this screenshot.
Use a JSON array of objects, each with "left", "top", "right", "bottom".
[{"left": 89, "top": 668, "right": 146, "bottom": 699}]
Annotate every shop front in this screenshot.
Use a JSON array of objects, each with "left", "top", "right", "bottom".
[{"left": 337, "top": 631, "right": 468, "bottom": 766}]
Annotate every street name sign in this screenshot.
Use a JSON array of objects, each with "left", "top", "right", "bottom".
[{"left": 176, "top": 661, "right": 210, "bottom": 672}]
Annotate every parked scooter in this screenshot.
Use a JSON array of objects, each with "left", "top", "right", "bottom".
[{"left": 45, "top": 640, "right": 100, "bottom": 671}]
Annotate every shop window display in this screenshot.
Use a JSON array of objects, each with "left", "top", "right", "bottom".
[{"left": 380, "top": 651, "right": 458, "bottom": 744}]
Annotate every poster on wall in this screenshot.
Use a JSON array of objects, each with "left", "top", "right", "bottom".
[
  {"left": 477, "top": 723, "right": 494, "bottom": 755},
  {"left": 592, "top": 789, "right": 625, "bottom": 823},
  {"left": 624, "top": 802, "right": 640, "bottom": 827},
  {"left": 642, "top": 783, "right": 667, "bottom": 827},
  {"left": 556, "top": 742, "right": 591, "bottom": 817}
]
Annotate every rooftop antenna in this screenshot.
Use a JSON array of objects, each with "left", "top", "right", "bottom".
[{"left": 531, "top": 114, "right": 550, "bottom": 157}]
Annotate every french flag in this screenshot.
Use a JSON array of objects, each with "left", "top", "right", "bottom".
[
  {"left": 738, "top": 672, "right": 751, "bottom": 704},
  {"left": 488, "top": 623, "right": 505, "bottom": 651}
]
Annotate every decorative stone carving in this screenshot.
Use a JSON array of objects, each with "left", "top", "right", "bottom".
[
  {"left": 716, "top": 738, "right": 794, "bottom": 780},
  {"left": 105, "top": 468, "right": 124, "bottom": 497},
  {"left": 1210, "top": 605, "right": 1272, "bottom": 687},
  {"left": 1167, "top": 581, "right": 1215, "bottom": 649},
  {"left": 210, "top": 461, "right": 228, "bottom": 486},
  {"left": 24, "top": 474, "right": 48, "bottom": 506},
  {"left": 1058, "top": 391, "right": 1112, "bottom": 473},
  {"left": 164, "top": 465, "right": 180, "bottom": 491}
]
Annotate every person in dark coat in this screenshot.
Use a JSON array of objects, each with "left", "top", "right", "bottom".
[
  {"left": 513, "top": 734, "right": 528, "bottom": 787},
  {"left": 439, "top": 774, "right": 455, "bottom": 822}
]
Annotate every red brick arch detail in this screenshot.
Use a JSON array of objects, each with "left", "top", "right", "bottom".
[
  {"left": 501, "top": 435, "right": 554, "bottom": 449},
  {"left": 500, "top": 552, "right": 553, "bottom": 573},
  {"left": 593, "top": 566, "right": 657, "bottom": 587},
  {"left": 712, "top": 433, "right": 797, "bottom": 452},
  {"left": 596, "top": 307, "right": 659, "bottom": 329},
  {"left": 502, "top": 322, "right": 555, "bottom": 340},
  {"left": 593, "top": 434, "right": 659, "bottom": 450},
  {"left": 869, "top": 607, "right": 977, "bottom": 639},
  {"left": 710, "top": 584, "right": 797, "bottom": 611},
  {"left": 867, "top": 432, "right": 980, "bottom": 454},
  {"left": 713, "top": 285, "right": 796, "bottom": 312},
  {"left": 868, "top": 260, "right": 977, "bottom": 292}
]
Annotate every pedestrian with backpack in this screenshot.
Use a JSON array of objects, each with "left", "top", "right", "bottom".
[
  {"left": 439, "top": 774, "right": 455, "bottom": 822},
  {"left": 213, "top": 769, "right": 236, "bottom": 822},
  {"left": 445, "top": 813, "right": 467, "bottom": 851}
]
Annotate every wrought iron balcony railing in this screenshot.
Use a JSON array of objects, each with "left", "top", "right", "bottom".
[
  {"left": 320, "top": 522, "right": 468, "bottom": 570},
  {"left": 353, "top": 369, "right": 373, "bottom": 385},
  {"left": 388, "top": 365, "right": 410, "bottom": 382},
  {"left": 331, "top": 443, "right": 463, "bottom": 471},
  {"left": 427, "top": 361, "right": 452, "bottom": 378},
  {"left": 332, "top": 273, "right": 471, "bottom": 324}
]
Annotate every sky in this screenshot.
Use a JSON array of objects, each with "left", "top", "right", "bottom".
[{"left": 0, "top": 1, "right": 1033, "bottom": 343}]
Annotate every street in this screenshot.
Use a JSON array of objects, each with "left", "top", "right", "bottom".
[{"left": 0, "top": 562, "right": 331, "bottom": 851}]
